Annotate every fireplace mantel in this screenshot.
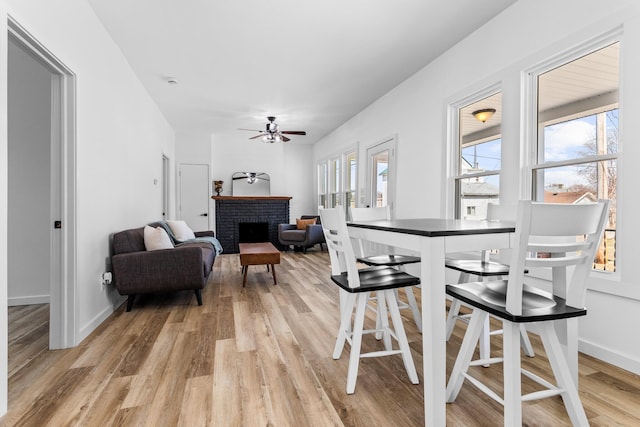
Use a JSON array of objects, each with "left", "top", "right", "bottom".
[
  {"left": 213, "top": 196, "right": 291, "bottom": 253},
  {"left": 212, "top": 196, "right": 292, "bottom": 201}
]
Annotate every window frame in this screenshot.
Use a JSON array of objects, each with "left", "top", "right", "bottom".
[
  {"left": 522, "top": 30, "right": 622, "bottom": 280},
  {"left": 447, "top": 83, "right": 503, "bottom": 219},
  {"left": 316, "top": 144, "right": 358, "bottom": 217}
]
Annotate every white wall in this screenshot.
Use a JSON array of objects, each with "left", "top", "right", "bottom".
[
  {"left": 7, "top": 39, "right": 51, "bottom": 305},
  {"left": 0, "top": 0, "right": 177, "bottom": 414},
  {"left": 175, "top": 131, "right": 212, "bottom": 228},
  {"left": 211, "top": 130, "right": 315, "bottom": 222},
  {"left": 313, "top": 0, "right": 640, "bottom": 374}
]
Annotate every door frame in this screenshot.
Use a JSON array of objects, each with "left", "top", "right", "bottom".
[
  {"left": 9, "top": 17, "right": 78, "bottom": 349},
  {"left": 365, "top": 136, "right": 397, "bottom": 216}
]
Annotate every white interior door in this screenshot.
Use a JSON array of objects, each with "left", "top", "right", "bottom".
[
  {"left": 179, "top": 163, "right": 210, "bottom": 231},
  {"left": 366, "top": 137, "right": 396, "bottom": 215}
]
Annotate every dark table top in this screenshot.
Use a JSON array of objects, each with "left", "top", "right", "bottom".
[{"left": 347, "top": 218, "right": 515, "bottom": 238}]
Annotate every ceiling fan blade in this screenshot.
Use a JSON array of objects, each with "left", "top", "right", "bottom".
[
  {"left": 238, "top": 128, "right": 263, "bottom": 132},
  {"left": 280, "top": 131, "right": 306, "bottom": 135},
  {"left": 249, "top": 134, "right": 265, "bottom": 139},
  {"left": 280, "top": 135, "right": 291, "bottom": 142}
]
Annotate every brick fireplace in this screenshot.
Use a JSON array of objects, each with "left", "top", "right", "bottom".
[{"left": 213, "top": 196, "right": 291, "bottom": 253}]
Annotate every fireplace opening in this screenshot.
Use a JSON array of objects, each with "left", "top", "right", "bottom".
[{"left": 239, "top": 222, "right": 269, "bottom": 243}]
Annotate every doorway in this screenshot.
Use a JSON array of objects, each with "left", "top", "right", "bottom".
[
  {"left": 366, "top": 137, "right": 396, "bottom": 215},
  {"left": 179, "top": 163, "right": 210, "bottom": 231},
  {"left": 7, "top": 19, "right": 77, "bottom": 351},
  {"left": 162, "top": 154, "right": 170, "bottom": 220}
]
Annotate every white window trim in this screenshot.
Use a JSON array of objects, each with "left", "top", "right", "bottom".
[
  {"left": 446, "top": 83, "right": 502, "bottom": 219},
  {"left": 521, "top": 28, "right": 623, "bottom": 285},
  {"left": 316, "top": 143, "right": 358, "bottom": 213}
]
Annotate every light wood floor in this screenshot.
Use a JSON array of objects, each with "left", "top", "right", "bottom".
[{"left": 4, "top": 251, "right": 640, "bottom": 426}]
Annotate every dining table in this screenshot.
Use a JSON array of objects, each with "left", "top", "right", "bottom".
[{"left": 347, "top": 217, "right": 516, "bottom": 427}]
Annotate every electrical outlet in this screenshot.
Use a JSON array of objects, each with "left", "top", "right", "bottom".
[{"left": 101, "top": 272, "right": 112, "bottom": 286}]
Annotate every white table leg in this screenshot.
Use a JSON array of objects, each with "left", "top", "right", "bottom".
[{"left": 421, "top": 236, "right": 446, "bottom": 427}]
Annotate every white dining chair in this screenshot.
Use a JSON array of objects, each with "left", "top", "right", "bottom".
[
  {"left": 446, "top": 200, "right": 609, "bottom": 426},
  {"left": 350, "top": 206, "right": 422, "bottom": 332},
  {"left": 320, "top": 206, "right": 420, "bottom": 394},
  {"left": 445, "top": 203, "right": 535, "bottom": 361}
]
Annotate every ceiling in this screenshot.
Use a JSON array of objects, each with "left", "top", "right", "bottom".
[{"left": 87, "top": 0, "right": 518, "bottom": 144}]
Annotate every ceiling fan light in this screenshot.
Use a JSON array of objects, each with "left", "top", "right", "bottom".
[{"left": 472, "top": 108, "right": 496, "bottom": 123}]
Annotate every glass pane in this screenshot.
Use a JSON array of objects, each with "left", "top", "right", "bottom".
[
  {"left": 461, "top": 138, "right": 502, "bottom": 173},
  {"left": 538, "top": 42, "right": 619, "bottom": 162},
  {"left": 459, "top": 92, "right": 502, "bottom": 175},
  {"left": 542, "top": 110, "right": 618, "bottom": 162},
  {"left": 318, "top": 163, "right": 327, "bottom": 208},
  {"left": 456, "top": 174, "right": 500, "bottom": 220},
  {"left": 372, "top": 150, "right": 388, "bottom": 207},
  {"left": 534, "top": 160, "right": 617, "bottom": 272},
  {"left": 330, "top": 158, "right": 340, "bottom": 193},
  {"left": 345, "top": 151, "right": 357, "bottom": 216}
]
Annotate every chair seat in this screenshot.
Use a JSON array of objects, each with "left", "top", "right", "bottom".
[
  {"left": 331, "top": 266, "right": 420, "bottom": 293},
  {"left": 446, "top": 280, "right": 586, "bottom": 323},
  {"left": 357, "top": 254, "right": 421, "bottom": 267},
  {"left": 279, "top": 229, "right": 307, "bottom": 242},
  {"left": 445, "top": 258, "right": 510, "bottom": 276}
]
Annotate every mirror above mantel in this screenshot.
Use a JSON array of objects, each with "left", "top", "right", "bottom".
[{"left": 232, "top": 172, "right": 270, "bottom": 196}]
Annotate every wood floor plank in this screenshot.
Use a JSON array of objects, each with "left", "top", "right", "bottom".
[
  {"left": 211, "top": 338, "right": 242, "bottom": 426},
  {"left": 177, "top": 375, "right": 213, "bottom": 427},
  {"left": 3, "top": 251, "right": 640, "bottom": 426}
]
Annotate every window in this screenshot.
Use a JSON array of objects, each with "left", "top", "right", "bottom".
[
  {"left": 317, "top": 148, "right": 358, "bottom": 217},
  {"left": 329, "top": 157, "right": 341, "bottom": 207},
  {"left": 453, "top": 91, "right": 502, "bottom": 219},
  {"left": 317, "top": 162, "right": 327, "bottom": 209},
  {"left": 532, "top": 42, "right": 619, "bottom": 272},
  {"left": 345, "top": 151, "right": 357, "bottom": 210}
]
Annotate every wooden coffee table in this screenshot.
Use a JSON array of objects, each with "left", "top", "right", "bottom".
[{"left": 239, "top": 242, "right": 281, "bottom": 287}]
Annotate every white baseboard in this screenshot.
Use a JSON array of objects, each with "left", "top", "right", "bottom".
[
  {"left": 8, "top": 295, "right": 50, "bottom": 306},
  {"left": 580, "top": 339, "right": 640, "bottom": 376},
  {"left": 78, "top": 304, "right": 114, "bottom": 343}
]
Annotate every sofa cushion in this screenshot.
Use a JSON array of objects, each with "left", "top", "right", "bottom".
[
  {"left": 144, "top": 226, "right": 174, "bottom": 251},
  {"left": 280, "top": 229, "right": 307, "bottom": 242},
  {"left": 113, "top": 227, "right": 146, "bottom": 254},
  {"left": 167, "top": 220, "right": 196, "bottom": 241},
  {"left": 296, "top": 218, "right": 317, "bottom": 230}
]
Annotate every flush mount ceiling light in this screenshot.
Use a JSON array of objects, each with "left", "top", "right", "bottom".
[{"left": 472, "top": 108, "right": 496, "bottom": 123}]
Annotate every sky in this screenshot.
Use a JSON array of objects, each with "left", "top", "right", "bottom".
[{"left": 461, "top": 109, "right": 618, "bottom": 190}]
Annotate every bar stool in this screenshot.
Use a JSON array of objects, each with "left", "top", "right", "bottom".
[{"left": 320, "top": 206, "right": 420, "bottom": 394}]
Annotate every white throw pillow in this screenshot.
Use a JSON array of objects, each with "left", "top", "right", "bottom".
[
  {"left": 144, "top": 225, "right": 174, "bottom": 251},
  {"left": 167, "top": 220, "right": 196, "bottom": 241}
]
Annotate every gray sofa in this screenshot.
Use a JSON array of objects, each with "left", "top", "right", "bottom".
[{"left": 111, "top": 222, "right": 219, "bottom": 311}]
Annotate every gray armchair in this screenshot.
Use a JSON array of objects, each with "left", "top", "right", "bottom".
[{"left": 278, "top": 215, "right": 325, "bottom": 253}]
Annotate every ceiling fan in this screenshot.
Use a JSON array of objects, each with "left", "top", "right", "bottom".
[{"left": 239, "top": 116, "right": 306, "bottom": 142}]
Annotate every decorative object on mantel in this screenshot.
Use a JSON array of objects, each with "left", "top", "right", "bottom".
[
  {"left": 238, "top": 116, "right": 306, "bottom": 143},
  {"left": 232, "top": 172, "right": 270, "bottom": 196},
  {"left": 213, "top": 180, "right": 224, "bottom": 196}
]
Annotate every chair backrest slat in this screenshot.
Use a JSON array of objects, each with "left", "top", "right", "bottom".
[
  {"left": 506, "top": 200, "right": 610, "bottom": 315},
  {"left": 320, "top": 207, "right": 361, "bottom": 288}
]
